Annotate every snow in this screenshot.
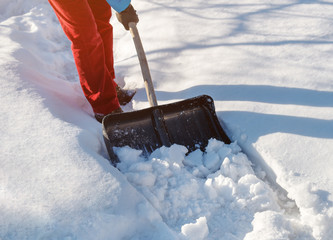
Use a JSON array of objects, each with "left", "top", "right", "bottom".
[
  {"left": 1, "top": 0, "right": 333, "bottom": 239},
  {"left": 181, "top": 217, "right": 209, "bottom": 240}
]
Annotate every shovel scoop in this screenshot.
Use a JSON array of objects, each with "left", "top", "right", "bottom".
[{"left": 102, "top": 23, "right": 230, "bottom": 164}]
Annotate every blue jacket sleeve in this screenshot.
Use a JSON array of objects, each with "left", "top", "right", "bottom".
[{"left": 106, "top": 0, "right": 131, "bottom": 12}]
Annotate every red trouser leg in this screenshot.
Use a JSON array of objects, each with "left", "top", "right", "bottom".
[
  {"left": 87, "top": 0, "right": 116, "bottom": 81},
  {"left": 48, "top": 0, "right": 119, "bottom": 115}
]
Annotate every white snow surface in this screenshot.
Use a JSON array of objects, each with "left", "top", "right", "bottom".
[{"left": 1, "top": 0, "right": 333, "bottom": 239}]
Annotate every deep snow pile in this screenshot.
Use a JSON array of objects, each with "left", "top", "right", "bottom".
[
  {"left": 115, "top": 140, "right": 312, "bottom": 239},
  {"left": 1, "top": 0, "right": 333, "bottom": 239}
]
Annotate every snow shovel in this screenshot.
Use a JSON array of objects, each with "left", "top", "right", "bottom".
[{"left": 102, "top": 22, "right": 230, "bottom": 165}]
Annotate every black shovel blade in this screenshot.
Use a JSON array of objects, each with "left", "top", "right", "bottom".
[{"left": 102, "top": 95, "right": 230, "bottom": 164}]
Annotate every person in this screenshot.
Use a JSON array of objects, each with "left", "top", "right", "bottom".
[{"left": 48, "top": 0, "right": 139, "bottom": 122}]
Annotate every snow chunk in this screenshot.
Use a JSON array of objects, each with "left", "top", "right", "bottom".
[
  {"left": 181, "top": 217, "right": 209, "bottom": 240},
  {"left": 114, "top": 146, "right": 144, "bottom": 168}
]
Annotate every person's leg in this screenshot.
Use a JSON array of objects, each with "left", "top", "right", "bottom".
[
  {"left": 87, "top": 0, "right": 136, "bottom": 106},
  {"left": 48, "top": 0, "right": 119, "bottom": 115},
  {"left": 87, "top": 0, "right": 116, "bottom": 81}
]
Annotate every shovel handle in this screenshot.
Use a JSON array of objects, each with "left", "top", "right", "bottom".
[{"left": 129, "top": 22, "right": 158, "bottom": 107}]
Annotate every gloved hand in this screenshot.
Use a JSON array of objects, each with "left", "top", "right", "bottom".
[{"left": 116, "top": 4, "right": 139, "bottom": 30}]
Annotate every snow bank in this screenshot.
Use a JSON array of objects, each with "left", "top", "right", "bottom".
[
  {"left": 244, "top": 211, "right": 314, "bottom": 240},
  {"left": 0, "top": 3, "right": 175, "bottom": 239}
]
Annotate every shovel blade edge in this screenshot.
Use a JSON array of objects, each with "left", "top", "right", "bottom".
[{"left": 102, "top": 95, "right": 230, "bottom": 164}]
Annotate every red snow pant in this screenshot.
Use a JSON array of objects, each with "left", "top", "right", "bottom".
[{"left": 48, "top": 0, "right": 120, "bottom": 115}]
